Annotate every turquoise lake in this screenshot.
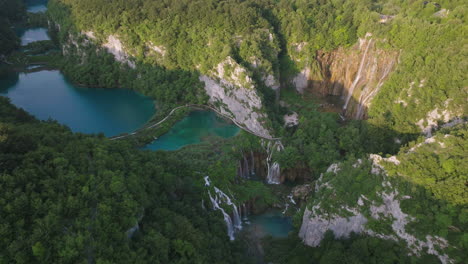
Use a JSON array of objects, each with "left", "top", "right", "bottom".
[
  {"left": 145, "top": 111, "right": 240, "bottom": 151},
  {"left": 19, "top": 28, "right": 50, "bottom": 46},
  {"left": 0, "top": 70, "right": 155, "bottom": 136},
  {"left": 25, "top": 0, "right": 48, "bottom": 13},
  {"left": 247, "top": 211, "right": 293, "bottom": 238}
]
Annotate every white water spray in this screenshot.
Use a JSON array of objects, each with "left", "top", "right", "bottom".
[
  {"left": 343, "top": 38, "right": 373, "bottom": 110},
  {"left": 205, "top": 176, "right": 243, "bottom": 240},
  {"left": 263, "top": 140, "right": 284, "bottom": 184}
]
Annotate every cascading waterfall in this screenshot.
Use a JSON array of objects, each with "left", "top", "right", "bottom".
[
  {"left": 238, "top": 150, "right": 257, "bottom": 179},
  {"left": 250, "top": 150, "right": 255, "bottom": 175},
  {"left": 263, "top": 140, "right": 284, "bottom": 184},
  {"left": 126, "top": 222, "right": 139, "bottom": 239},
  {"left": 209, "top": 191, "right": 235, "bottom": 240},
  {"left": 204, "top": 176, "right": 243, "bottom": 240},
  {"left": 243, "top": 154, "right": 249, "bottom": 178},
  {"left": 355, "top": 58, "right": 395, "bottom": 119},
  {"left": 282, "top": 194, "right": 297, "bottom": 214},
  {"left": 268, "top": 162, "right": 281, "bottom": 184},
  {"left": 343, "top": 38, "right": 373, "bottom": 110},
  {"left": 126, "top": 212, "right": 144, "bottom": 239}
]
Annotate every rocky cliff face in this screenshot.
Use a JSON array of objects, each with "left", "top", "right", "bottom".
[
  {"left": 298, "top": 154, "right": 454, "bottom": 264},
  {"left": 200, "top": 57, "right": 272, "bottom": 138},
  {"left": 102, "top": 35, "right": 136, "bottom": 69},
  {"left": 293, "top": 34, "right": 399, "bottom": 119}
]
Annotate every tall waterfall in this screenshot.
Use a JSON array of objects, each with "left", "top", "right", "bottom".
[
  {"left": 263, "top": 140, "right": 284, "bottom": 184},
  {"left": 204, "top": 176, "right": 242, "bottom": 240},
  {"left": 238, "top": 150, "right": 257, "bottom": 179},
  {"left": 250, "top": 150, "right": 255, "bottom": 175},
  {"left": 355, "top": 58, "right": 395, "bottom": 119},
  {"left": 343, "top": 38, "right": 373, "bottom": 110}
]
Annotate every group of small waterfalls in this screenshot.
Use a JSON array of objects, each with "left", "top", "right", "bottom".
[{"left": 204, "top": 176, "right": 293, "bottom": 241}]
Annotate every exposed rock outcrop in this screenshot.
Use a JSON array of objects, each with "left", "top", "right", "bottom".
[
  {"left": 200, "top": 57, "right": 272, "bottom": 138},
  {"left": 284, "top": 112, "right": 299, "bottom": 127},
  {"left": 299, "top": 158, "right": 452, "bottom": 263},
  {"left": 292, "top": 34, "right": 399, "bottom": 119},
  {"left": 291, "top": 184, "right": 312, "bottom": 202},
  {"left": 292, "top": 67, "right": 311, "bottom": 94},
  {"left": 102, "top": 35, "right": 136, "bottom": 69},
  {"left": 415, "top": 99, "right": 464, "bottom": 137}
]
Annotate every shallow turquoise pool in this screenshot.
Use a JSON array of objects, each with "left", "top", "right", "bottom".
[{"left": 145, "top": 110, "right": 240, "bottom": 151}]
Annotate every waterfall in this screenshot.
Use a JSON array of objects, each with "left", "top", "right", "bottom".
[
  {"left": 250, "top": 150, "right": 255, "bottom": 175},
  {"left": 238, "top": 150, "right": 257, "bottom": 179},
  {"left": 126, "top": 222, "right": 139, "bottom": 238},
  {"left": 232, "top": 204, "right": 242, "bottom": 229},
  {"left": 204, "top": 176, "right": 211, "bottom": 186},
  {"left": 242, "top": 203, "right": 248, "bottom": 221},
  {"left": 205, "top": 176, "right": 243, "bottom": 240},
  {"left": 267, "top": 162, "right": 281, "bottom": 184},
  {"left": 355, "top": 58, "right": 395, "bottom": 119},
  {"left": 126, "top": 212, "right": 144, "bottom": 239},
  {"left": 282, "top": 194, "right": 297, "bottom": 214},
  {"left": 343, "top": 38, "right": 373, "bottom": 110},
  {"left": 243, "top": 154, "right": 249, "bottom": 179},
  {"left": 209, "top": 191, "right": 235, "bottom": 240},
  {"left": 263, "top": 140, "right": 284, "bottom": 184}
]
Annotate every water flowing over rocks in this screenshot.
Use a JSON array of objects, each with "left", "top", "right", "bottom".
[
  {"left": 292, "top": 34, "right": 399, "bottom": 119},
  {"left": 204, "top": 176, "right": 243, "bottom": 240},
  {"left": 262, "top": 140, "right": 284, "bottom": 184},
  {"left": 237, "top": 150, "right": 256, "bottom": 180}
]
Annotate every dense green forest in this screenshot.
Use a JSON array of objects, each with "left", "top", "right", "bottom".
[{"left": 0, "top": 0, "right": 25, "bottom": 55}]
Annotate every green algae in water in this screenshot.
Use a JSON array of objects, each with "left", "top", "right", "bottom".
[
  {"left": 247, "top": 211, "right": 293, "bottom": 238},
  {"left": 145, "top": 111, "right": 240, "bottom": 151}
]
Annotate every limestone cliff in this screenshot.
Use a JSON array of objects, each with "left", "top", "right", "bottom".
[
  {"left": 200, "top": 57, "right": 272, "bottom": 138},
  {"left": 292, "top": 34, "right": 399, "bottom": 119},
  {"left": 298, "top": 155, "right": 453, "bottom": 263},
  {"left": 102, "top": 35, "right": 136, "bottom": 69},
  {"left": 298, "top": 125, "right": 468, "bottom": 263}
]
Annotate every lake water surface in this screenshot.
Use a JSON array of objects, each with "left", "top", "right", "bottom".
[
  {"left": 246, "top": 211, "right": 293, "bottom": 238},
  {"left": 25, "top": 0, "right": 48, "bottom": 13},
  {"left": 0, "top": 70, "right": 155, "bottom": 136},
  {"left": 145, "top": 110, "right": 240, "bottom": 151},
  {"left": 18, "top": 28, "right": 50, "bottom": 46}
]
